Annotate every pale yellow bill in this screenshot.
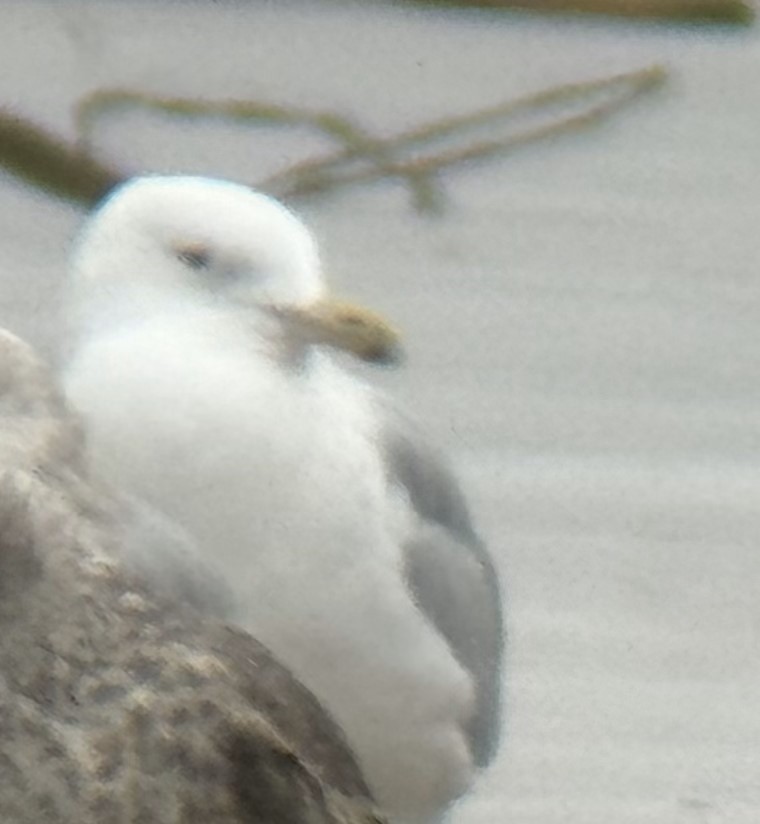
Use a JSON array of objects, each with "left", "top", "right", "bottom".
[{"left": 272, "top": 298, "right": 403, "bottom": 366}]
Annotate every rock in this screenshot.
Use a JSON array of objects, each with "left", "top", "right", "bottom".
[{"left": 0, "top": 329, "right": 384, "bottom": 824}]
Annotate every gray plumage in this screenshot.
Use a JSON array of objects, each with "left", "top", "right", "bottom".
[{"left": 379, "top": 404, "right": 504, "bottom": 767}]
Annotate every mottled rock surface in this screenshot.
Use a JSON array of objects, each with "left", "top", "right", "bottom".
[{"left": 0, "top": 328, "right": 384, "bottom": 824}]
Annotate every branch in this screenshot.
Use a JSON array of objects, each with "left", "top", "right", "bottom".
[
  {"left": 0, "top": 64, "right": 667, "bottom": 214},
  {"left": 405, "top": 0, "right": 753, "bottom": 24},
  {"left": 0, "top": 109, "right": 123, "bottom": 207}
]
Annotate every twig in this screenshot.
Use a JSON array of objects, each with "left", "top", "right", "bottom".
[
  {"left": 262, "top": 64, "right": 667, "bottom": 200},
  {"left": 74, "top": 90, "right": 443, "bottom": 210},
  {"left": 75, "top": 91, "right": 366, "bottom": 148},
  {"left": 265, "top": 64, "right": 665, "bottom": 191}
]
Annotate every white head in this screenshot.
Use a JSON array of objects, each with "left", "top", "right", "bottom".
[
  {"left": 70, "top": 175, "right": 401, "bottom": 364},
  {"left": 73, "top": 175, "right": 323, "bottom": 308}
]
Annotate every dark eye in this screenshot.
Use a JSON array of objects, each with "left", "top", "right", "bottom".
[{"left": 176, "top": 244, "right": 212, "bottom": 270}]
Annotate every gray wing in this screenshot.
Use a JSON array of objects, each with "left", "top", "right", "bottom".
[{"left": 377, "top": 403, "right": 504, "bottom": 767}]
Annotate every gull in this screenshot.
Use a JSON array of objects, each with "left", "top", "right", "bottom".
[{"left": 63, "top": 175, "right": 503, "bottom": 824}]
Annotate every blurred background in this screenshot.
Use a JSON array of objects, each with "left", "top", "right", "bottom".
[{"left": 1, "top": 1, "right": 759, "bottom": 822}]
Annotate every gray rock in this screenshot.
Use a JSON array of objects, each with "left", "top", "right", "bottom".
[{"left": 0, "top": 328, "right": 384, "bottom": 824}]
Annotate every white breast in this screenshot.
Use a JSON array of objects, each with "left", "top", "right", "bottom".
[{"left": 65, "top": 308, "right": 476, "bottom": 823}]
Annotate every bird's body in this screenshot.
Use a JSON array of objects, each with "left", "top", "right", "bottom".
[{"left": 64, "top": 177, "right": 503, "bottom": 823}]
